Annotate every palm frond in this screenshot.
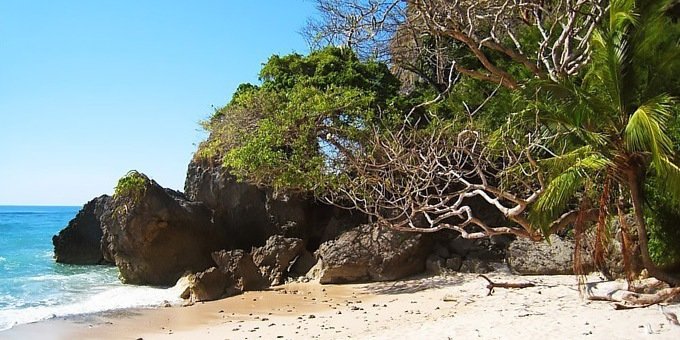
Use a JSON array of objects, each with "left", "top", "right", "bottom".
[
  {"left": 609, "top": 0, "right": 639, "bottom": 32},
  {"left": 624, "top": 95, "right": 675, "bottom": 164},
  {"left": 536, "top": 145, "right": 595, "bottom": 178},
  {"left": 654, "top": 157, "right": 680, "bottom": 204},
  {"left": 531, "top": 78, "right": 614, "bottom": 142},
  {"left": 531, "top": 154, "right": 610, "bottom": 235}
]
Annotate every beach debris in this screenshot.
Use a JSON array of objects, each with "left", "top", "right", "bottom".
[
  {"left": 442, "top": 294, "right": 457, "bottom": 302},
  {"left": 659, "top": 305, "right": 680, "bottom": 326},
  {"left": 478, "top": 274, "right": 535, "bottom": 296},
  {"left": 586, "top": 281, "right": 680, "bottom": 308}
]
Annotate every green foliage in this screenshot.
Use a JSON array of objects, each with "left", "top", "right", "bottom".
[
  {"left": 200, "top": 46, "right": 403, "bottom": 193},
  {"left": 533, "top": 0, "right": 680, "bottom": 207},
  {"left": 645, "top": 178, "right": 680, "bottom": 267},
  {"left": 114, "top": 171, "right": 147, "bottom": 200},
  {"left": 530, "top": 154, "right": 610, "bottom": 234},
  {"left": 258, "top": 46, "right": 400, "bottom": 105}
]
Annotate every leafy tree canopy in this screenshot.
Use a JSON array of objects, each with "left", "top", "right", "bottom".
[{"left": 200, "top": 46, "right": 403, "bottom": 193}]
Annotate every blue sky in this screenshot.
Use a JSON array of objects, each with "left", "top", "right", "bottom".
[{"left": 0, "top": 1, "right": 316, "bottom": 205}]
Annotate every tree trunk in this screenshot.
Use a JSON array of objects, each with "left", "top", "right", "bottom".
[{"left": 628, "top": 172, "right": 680, "bottom": 286}]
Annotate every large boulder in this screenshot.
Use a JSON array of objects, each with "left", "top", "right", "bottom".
[
  {"left": 184, "top": 157, "right": 364, "bottom": 250},
  {"left": 252, "top": 235, "right": 304, "bottom": 285},
  {"left": 188, "top": 249, "right": 268, "bottom": 302},
  {"left": 53, "top": 195, "right": 112, "bottom": 265},
  {"left": 101, "top": 172, "right": 230, "bottom": 285},
  {"left": 184, "top": 159, "right": 275, "bottom": 248},
  {"left": 507, "top": 235, "right": 576, "bottom": 275},
  {"left": 211, "top": 249, "right": 269, "bottom": 292},
  {"left": 314, "top": 224, "right": 431, "bottom": 283},
  {"left": 507, "top": 231, "right": 635, "bottom": 277},
  {"left": 186, "top": 267, "right": 228, "bottom": 302}
]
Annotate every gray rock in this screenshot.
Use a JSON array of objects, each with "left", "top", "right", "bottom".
[
  {"left": 460, "top": 258, "right": 494, "bottom": 273},
  {"left": 188, "top": 249, "right": 269, "bottom": 302},
  {"left": 426, "top": 254, "right": 445, "bottom": 274},
  {"left": 53, "top": 195, "right": 112, "bottom": 265},
  {"left": 506, "top": 235, "right": 575, "bottom": 275},
  {"left": 188, "top": 267, "right": 228, "bottom": 302},
  {"left": 214, "top": 249, "right": 268, "bottom": 295},
  {"left": 448, "top": 236, "right": 474, "bottom": 256},
  {"left": 433, "top": 243, "right": 450, "bottom": 259},
  {"left": 445, "top": 256, "right": 463, "bottom": 271},
  {"left": 251, "top": 235, "right": 304, "bottom": 285},
  {"left": 289, "top": 250, "right": 317, "bottom": 277},
  {"left": 101, "top": 172, "right": 229, "bottom": 285},
  {"left": 184, "top": 157, "right": 363, "bottom": 249},
  {"left": 314, "top": 224, "right": 431, "bottom": 283}
]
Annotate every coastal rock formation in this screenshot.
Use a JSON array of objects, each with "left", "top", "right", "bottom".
[
  {"left": 52, "top": 195, "right": 112, "bottom": 265},
  {"left": 101, "top": 172, "right": 229, "bottom": 285},
  {"left": 184, "top": 157, "right": 364, "bottom": 250},
  {"left": 507, "top": 232, "right": 633, "bottom": 277},
  {"left": 252, "top": 235, "right": 304, "bottom": 285},
  {"left": 212, "top": 249, "right": 269, "bottom": 292},
  {"left": 188, "top": 249, "right": 268, "bottom": 302},
  {"left": 186, "top": 267, "right": 227, "bottom": 302},
  {"left": 314, "top": 224, "right": 431, "bottom": 283},
  {"left": 184, "top": 159, "right": 275, "bottom": 248},
  {"left": 289, "top": 250, "right": 317, "bottom": 277},
  {"left": 507, "top": 235, "right": 576, "bottom": 275}
]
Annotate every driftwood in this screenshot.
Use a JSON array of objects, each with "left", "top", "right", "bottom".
[
  {"left": 588, "top": 287, "right": 680, "bottom": 309},
  {"left": 478, "top": 275, "right": 535, "bottom": 296},
  {"left": 613, "top": 303, "right": 656, "bottom": 310},
  {"left": 660, "top": 305, "right": 680, "bottom": 326}
]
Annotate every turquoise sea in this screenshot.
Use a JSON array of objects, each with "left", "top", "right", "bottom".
[{"left": 0, "top": 205, "right": 181, "bottom": 331}]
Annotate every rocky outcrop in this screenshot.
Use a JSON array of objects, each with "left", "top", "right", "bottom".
[
  {"left": 184, "top": 158, "right": 364, "bottom": 250},
  {"left": 188, "top": 249, "right": 268, "bottom": 302},
  {"left": 186, "top": 267, "right": 227, "bottom": 302},
  {"left": 507, "top": 235, "right": 576, "bottom": 275},
  {"left": 101, "top": 172, "right": 230, "bottom": 285},
  {"left": 289, "top": 250, "right": 317, "bottom": 277},
  {"left": 53, "top": 195, "right": 112, "bottom": 265},
  {"left": 313, "top": 224, "right": 431, "bottom": 283},
  {"left": 507, "top": 232, "right": 635, "bottom": 277},
  {"left": 252, "top": 235, "right": 304, "bottom": 285},
  {"left": 184, "top": 159, "right": 274, "bottom": 248}
]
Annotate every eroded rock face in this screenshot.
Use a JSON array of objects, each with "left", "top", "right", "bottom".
[
  {"left": 53, "top": 195, "right": 112, "bottom": 265},
  {"left": 252, "top": 235, "right": 304, "bottom": 285},
  {"left": 507, "top": 235, "right": 576, "bottom": 275},
  {"left": 188, "top": 249, "right": 268, "bottom": 302},
  {"left": 101, "top": 173, "right": 230, "bottom": 285},
  {"left": 187, "top": 267, "right": 227, "bottom": 302},
  {"left": 314, "top": 224, "right": 431, "bottom": 284},
  {"left": 185, "top": 159, "right": 274, "bottom": 248},
  {"left": 184, "top": 158, "right": 364, "bottom": 250},
  {"left": 211, "top": 249, "right": 269, "bottom": 292}
]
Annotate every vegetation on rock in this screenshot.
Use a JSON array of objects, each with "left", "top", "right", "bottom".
[
  {"left": 198, "top": 0, "right": 680, "bottom": 285},
  {"left": 114, "top": 170, "right": 148, "bottom": 201}
]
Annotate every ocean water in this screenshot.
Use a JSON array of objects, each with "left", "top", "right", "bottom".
[{"left": 0, "top": 206, "right": 182, "bottom": 331}]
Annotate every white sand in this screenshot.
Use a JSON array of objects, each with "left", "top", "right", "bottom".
[{"left": 3, "top": 272, "right": 679, "bottom": 339}]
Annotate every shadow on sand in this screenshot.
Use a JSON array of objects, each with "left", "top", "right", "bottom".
[{"left": 360, "top": 274, "right": 467, "bottom": 295}]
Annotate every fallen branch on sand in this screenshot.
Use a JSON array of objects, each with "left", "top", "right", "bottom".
[
  {"left": 478, "top": 275, "right": 536, "bottom": 296},
  {"left": 587, "top": 285, "right": 680, "bottom": 308}
]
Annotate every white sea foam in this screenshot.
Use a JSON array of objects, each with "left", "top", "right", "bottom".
[
  {"left": 0, "top": 257, "right": 6, "bottom": 262},
  {"left": 0, "top": 282, "right": 183, "bottom": 331}
]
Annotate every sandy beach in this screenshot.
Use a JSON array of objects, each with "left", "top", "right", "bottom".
[{"left": 2, "top": 272, "right": 679, "bottom": 340}]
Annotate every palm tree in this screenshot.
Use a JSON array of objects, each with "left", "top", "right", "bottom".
[{"left": 532, "top": 0, "right": 680, "bottom": 285}]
